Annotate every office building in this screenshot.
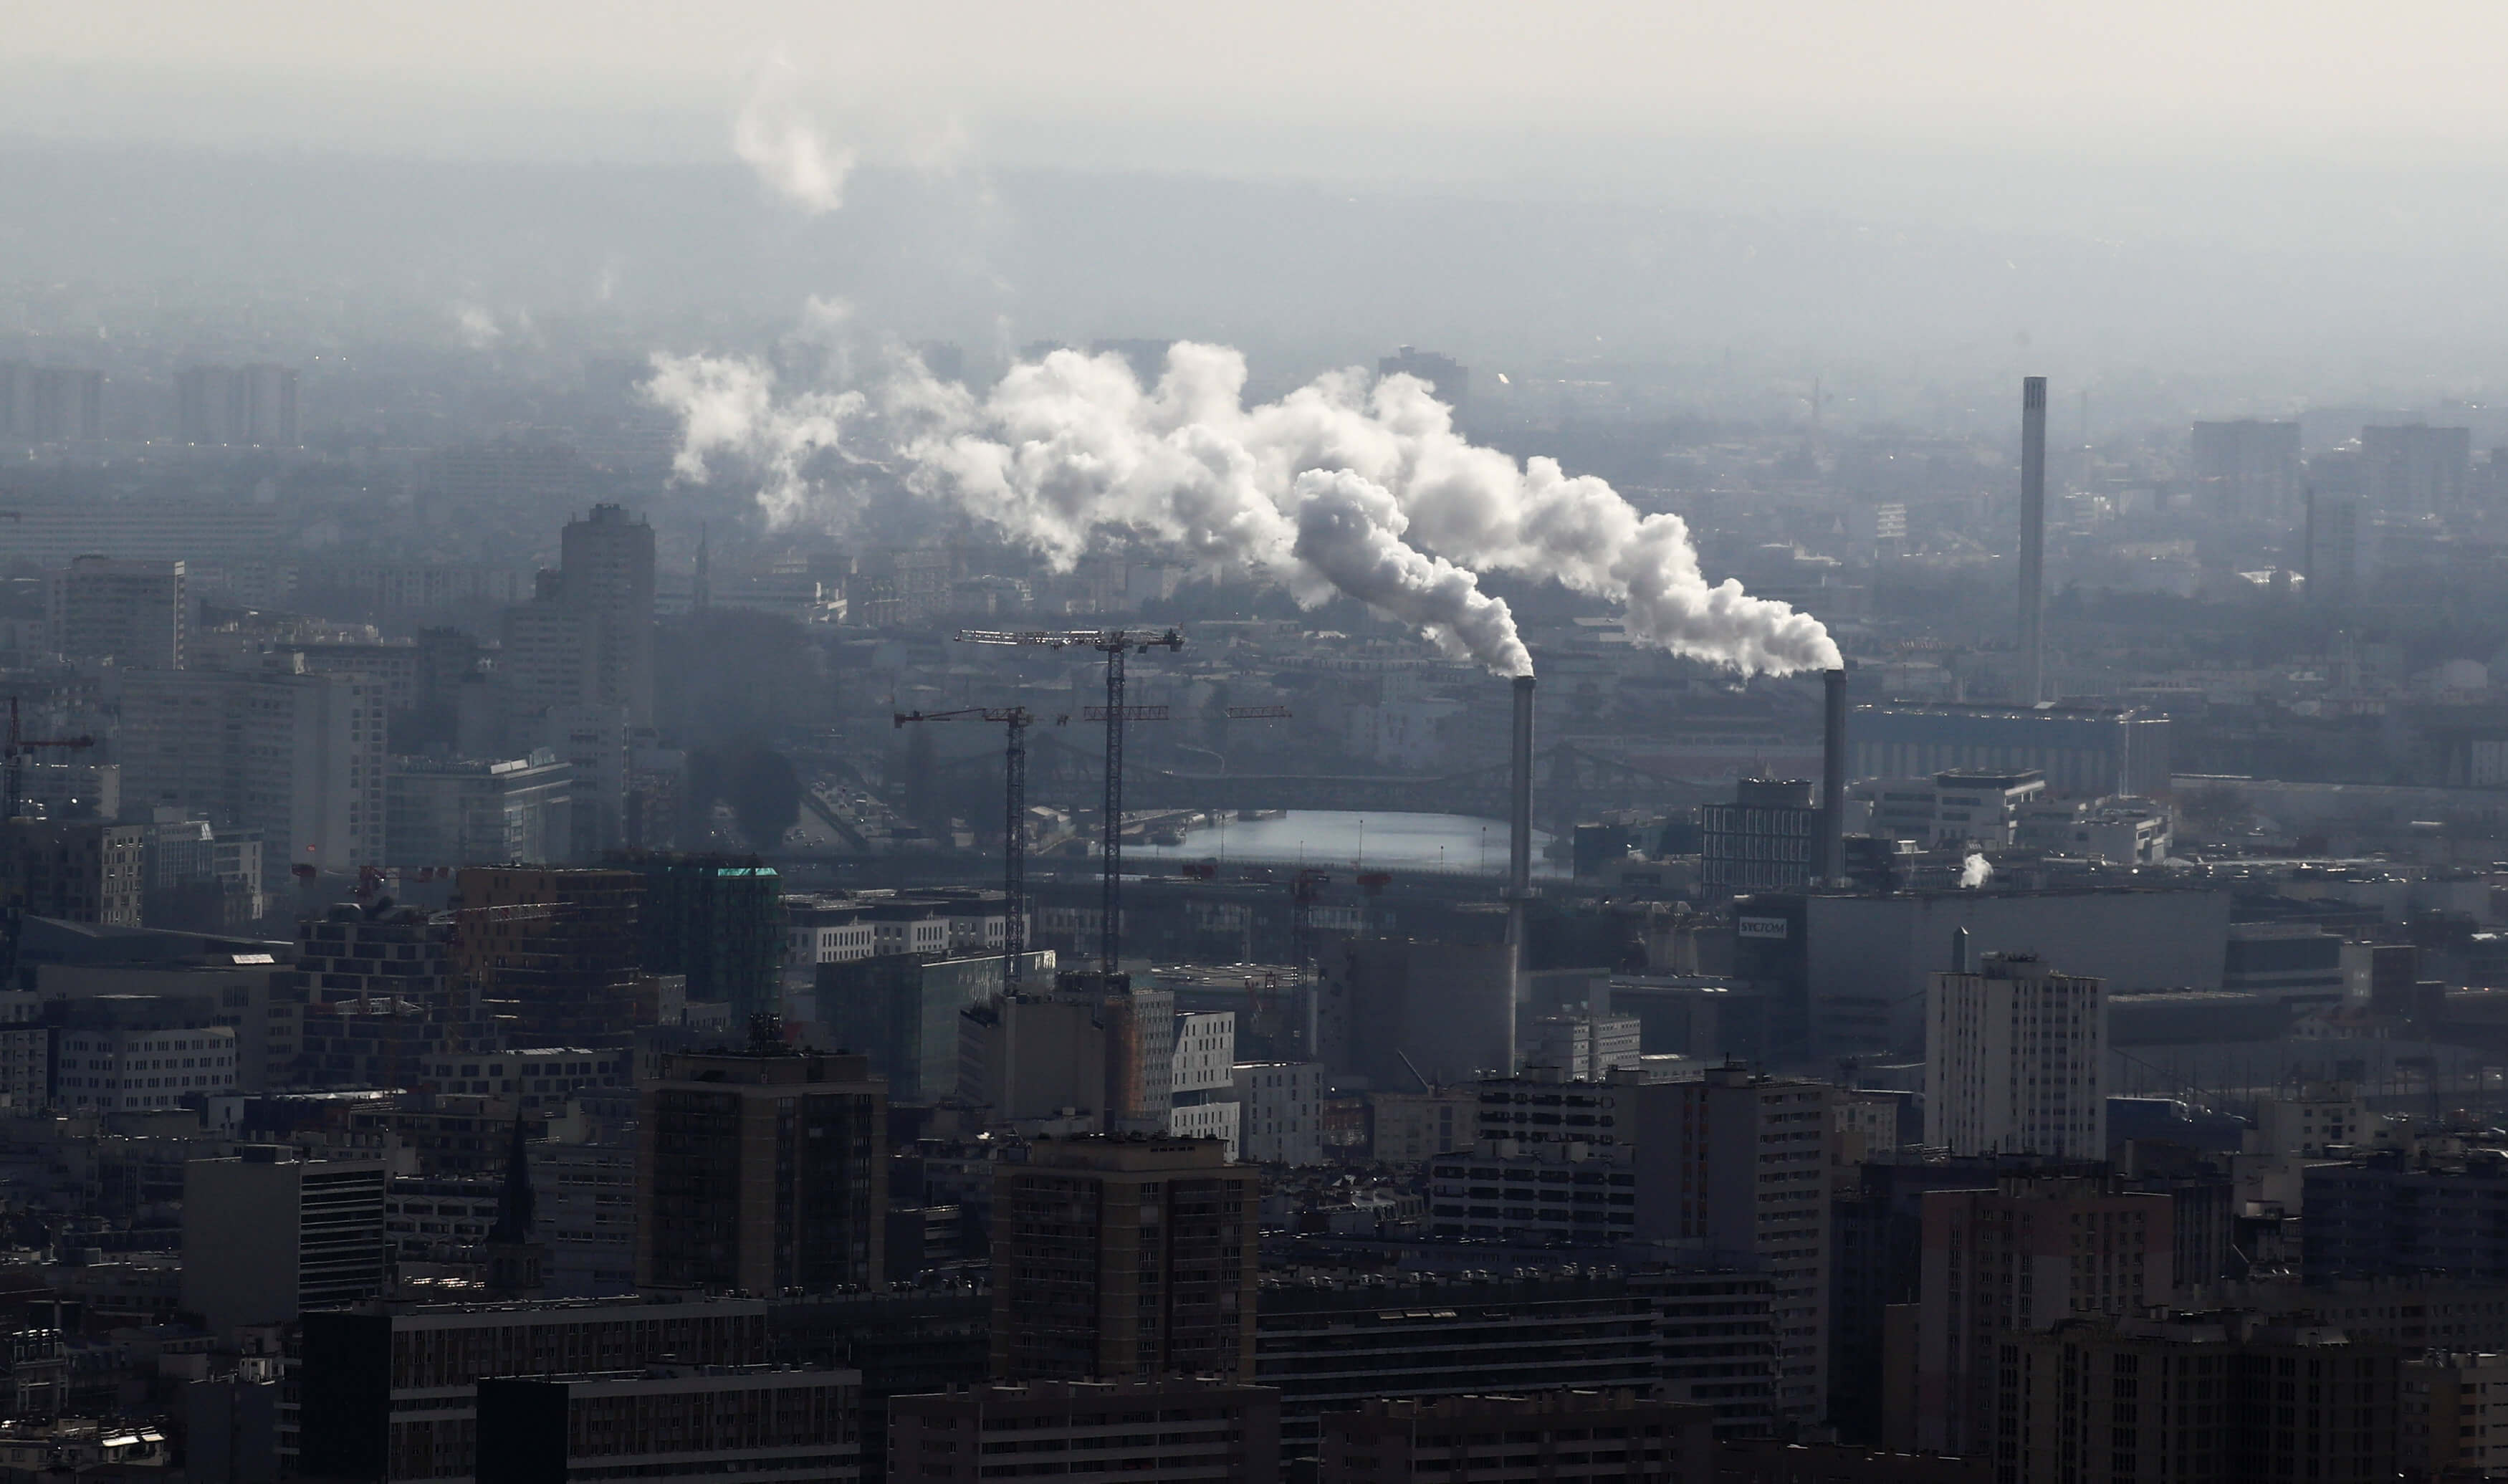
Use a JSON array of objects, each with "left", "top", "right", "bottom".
[
  {"left": 2220, "top": 921, "right": 2347, "bottom": 1010},
  {"left": 0, "top": 820, "right": 143, "bottom": 926},
  {"left": 1369, "top": 1087, "right": 1478, "bottom": 1164},
  {"left": 1318, "top": 1392, "right": 1713, "bottom": 1484},
  {"left": 21, "top": 368, "right": 102, "bottom": 443},
  {"left": 502, "top": 504, "right": 656, "bottom": 736},
  {"left": 636, "top": 1045, "right": 887, "bottom": 1294},
  {"left": 1168, "top": 1010, "right": 1239, "bottom": 1155},
  {"left": 451, "top": 868, "right": 647, "bottom": 1043},
  {"left": 1999, "top": 1314, "right": 2398, "bottom": 1484},
  {"left": 2304, "top": 1151, "right": 2508, "bottom": 1283},
  {"left": 818, "top": 949, "right": 1053, "bottom": 1102},
  {"left": 54, "top": 999, "right": 238, "bottom": 1111},
  {"left": 1700, "top": 778, "right": 1819, "bottom": 894},
  {"left": 533, "top": 1127, "right": 638, "bottom": 1298},
  {"left": 1633, "top": 1066, "right": 1836, "bottom": 1422},
  {"left": 1766, "top": 886, "right": 2228, "bottom": 1058},
  {"left": 2191, "top": 419, "right": 2302, "bottom": 522},
  {"left": 1849, "top": 702, "right": 2171, "bottom": 798},
  {"left": 297, "top": 1295, "right": 768, "bottom": 1483},
  {"left": 1634, "top": 1266, "right": 1781, "bottom": 1440},
  {"left": 1924, "top": 954, "right": 2105, "bottom": 1159},
  {"left": 1902, "top": 1176, "right": 2174, "bottom": 1456},
  {"left": 957, "top": 972, "right": 1175, "bottom": 1132},
  {"left": 2007, "top": 795, "right": 2172, "bottom": 863},
  {"left": 1521, "top": 1011, "right": 1642, "bottom": 1081},
  {"left": 1314, "top": 939, "right": 1513, "bottom": 1088},
  {"left": 616, "top": 854, "right": 784, "bottom": 1020},
  {"left": 1859, "top": 770, "right": 2047, "bottom": 849},
  {"left": 386, "top": 754, "right": 574, "bottom": 870},
  {"left": 176, "top": 363, "right": 300, "bottom": 447},
  {"left": 990, "top": 1134, "right": 1258, "bottom": 1381},
  {"left": 1427, "top": 1141, "right": 1636, "bottom": 1246},
  {"left": 477, "top": 1365, "right": 861, "bottom": 1484},
  {"left": 2362, "top": 423, "right": 2471, "bottom": 512},
  {"left": 890, "top": 1377, "right": 1278, "bottom": 1484},
  {"left": 137, "top": 811, "right": 264, "bottom": 931},
  {"left": 49, "top": 556, "right": 186, "bottom": 669},
  {"left": 181, "top": 1148, "right": 387, "bottom": 1335},
  {"left": 1231, "top": 1062, "right": 1324, "bottom": 1165},
  {"left": 120, "top": 659, "right": 387, "bottom": 878},
  {"left": 2306, "top": 488, "right": 2363, "bottom": 605},
  {"left": 1255, "top": 1273, "right": 1665, "bottom": 1461},
  {"left": 2405, "top": 1351, "right": 2508, "bottom": 1480}
]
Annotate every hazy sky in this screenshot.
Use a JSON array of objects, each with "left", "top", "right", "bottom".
[{"left": 13, "top": 0, "right": 2508, "bottom": 173}]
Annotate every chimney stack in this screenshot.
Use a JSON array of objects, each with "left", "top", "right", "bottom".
[
  {"left": 2019, "top": 375, "right": 2048, "bottom": 705},
  {"left": 1508, "top": 675, "right": 1535, "bottom": 895},
  {"left": 1819, "top": 668, "right": 1848, "bottom": 886}
]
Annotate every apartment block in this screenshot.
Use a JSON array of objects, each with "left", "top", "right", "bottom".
[{"left": 990, "top": 1135, "right": 1257, "bottom": 1381}]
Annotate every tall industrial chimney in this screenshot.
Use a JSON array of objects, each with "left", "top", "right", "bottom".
[
  {"left": 2019, "top": 375, "right": 2048, "bottom": 705},
  {"left": 1508, "top": 675, "right": 1535, "bottom": 894},
  {"left": 1818, "top": 667, "right": 1848, "bottom": 887}
]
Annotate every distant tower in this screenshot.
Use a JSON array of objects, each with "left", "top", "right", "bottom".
[
  {"left": 692, "top": 522, "right": 712, "bottom": 612},
  {"left": 482, "top": 1115, "right": 544, "bottom": 1298},
  {"left": 2018, "top": 377, "right": 2048, "bottom": 705}
]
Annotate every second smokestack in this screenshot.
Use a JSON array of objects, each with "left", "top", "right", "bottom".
[
  {"left": 2019, "top": 375, "right": 2048, "bottom": 705},
  {"left": 1819, "top": 667, "right": 1847, "bottom": 887},
  {"left": 1509, "top": 675, "right": 1534, "bottom": 894}
]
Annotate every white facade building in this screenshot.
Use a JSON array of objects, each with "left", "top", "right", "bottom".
[
  {"left": 1167, "top": 1010, "right": 1239, "bottom": 1158},
  {"left": 1230, "top": 1061, "right": 1325, "bottom": 1165},
  {"left": 58, "top": 1024, "right": 239, "bottom": 1112},
  {"left": 1923, "top": 952, "right": 2106, "bottom": 1159},
  {"left": 120, "top": 659, "right": 386, "bottom": 878}
]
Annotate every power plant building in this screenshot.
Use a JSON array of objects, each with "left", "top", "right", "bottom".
[{"left": 1849, "top": 701, "right": 2171, "bottom": 798}]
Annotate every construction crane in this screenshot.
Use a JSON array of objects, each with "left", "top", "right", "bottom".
[
  {"left": 3, "top": 697, "right": 93, "bottom": 821},
  {"left": 957, "top": 628, "right": 1184, "bottom": 974},
  {"left": 892, "top": 706, "right": 1038, "bottom": 993}
]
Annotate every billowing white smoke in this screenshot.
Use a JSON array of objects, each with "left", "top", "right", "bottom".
[
  {"left": 644, "top": 338, "right": 1840, "bottom": 678},
  {"left": 733, "top": 58, "right": 853, "bottom": 216},
  {"left": 1960, "top": 852, "right": 1993, "bottom": 889}
]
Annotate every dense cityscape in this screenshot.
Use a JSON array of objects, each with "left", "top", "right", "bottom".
[{"left": 14, "top": 8, "right": 2508, "bottom": 1484}]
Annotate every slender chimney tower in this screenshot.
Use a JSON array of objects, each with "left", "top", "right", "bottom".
[
  {"left": 1818, "top": 668, "right": 1848, "bottom": 886},
  {"left": 1508, "top": 676, "right": 1535, "bottom": 894},
  {"left": 2019, "top": 376, "right": 2048, "bottom": 704}
]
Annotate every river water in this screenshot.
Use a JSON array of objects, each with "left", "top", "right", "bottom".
[{"left": 1129, "top": 808, "right": 1564, "bottom": 878}]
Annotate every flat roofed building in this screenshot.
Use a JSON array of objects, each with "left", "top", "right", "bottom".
[
  {"left": 477, "top": 1364, "right": 861, "bottom": 1484},
  {"left": 889, "top": 1377, "right": 1279, "bottom": 1484}
]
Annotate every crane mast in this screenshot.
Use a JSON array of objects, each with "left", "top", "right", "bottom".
[
  {"left": 893, "top": 705, "right": 1035, "bottom": 992},
  {"left": 957, "top": 628, "right": 1184, "bottom": 973}
]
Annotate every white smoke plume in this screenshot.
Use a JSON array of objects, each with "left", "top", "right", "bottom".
[
  {"left": 1291, "top": 470, "right": 1533, "bottom": 678},
  {"left": 1960, "top": 851, "right": 1993, "bottom": 888},
  {"left": 644, "top": 338, "right": 1841, "bottom": 679},
  {"left": 733, "top": 57, "right": 853, "bottom": 216}
]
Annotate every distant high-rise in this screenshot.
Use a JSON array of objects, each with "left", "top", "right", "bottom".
[
  {"left": 2018, "top": 375, "right": 2047, "bottom": 705},
  {"left": 2305, "top": 487, "right": 2363, "bottom": 606},
  {"left": 990, "top": 1134, "right": 1258, "bottom": 1381},
  {"left": 21, "top": 368, "right": 102, "bottom": 444},
  {"left": 1377, "top": 346, "right": 1469, "bottom": 415},
  {"left": 502, "top": 505, "right": 656, "bottom": 743},
  {"left": 2192, "top": 418, "right": 2302, "bottom": 521},
  {"left": 1924, "top": 952, "right": 2107, "bottom": 1159},
  {"left": 2362, "top": 423, "right": 2472, "bottom": 512},
  {"left": 1902, "top": 1176, "right": 2174, "bottom": 1456},
  {"left": 49, "top": 555, "right": 187, "bottom": 669},
  {"left": 1633, "top": 1065, "right": 1837, "bottom": 1423},
  {"left": 635, "top": 1044, "right": 887, "bottom": 1295},
  {"left": 120, "top": 659, "right": 387, "bottom": 878},
  {"left": 177, "top": 364, "right": 300, "bottom": 447}
]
